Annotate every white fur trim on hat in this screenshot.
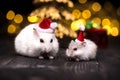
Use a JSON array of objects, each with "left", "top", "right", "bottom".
[
  {"left": 37, "top": 27, "right": 53, "bottom": 33},
  {"left": 75, "top": 39, "right": 83, "bottom": 43}
]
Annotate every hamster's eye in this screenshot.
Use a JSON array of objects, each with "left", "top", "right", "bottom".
[
  {"left": 40, "top": 39, "right": 44, "bottom": 43},
  {"left": 73, "top": 48, "right": 77, "bottom": 51},
  {"left": 50, "top": 39, "right": 53, "bottom": 43}
]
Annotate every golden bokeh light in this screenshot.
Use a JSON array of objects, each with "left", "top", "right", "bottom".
[
  {"left": 5, "top": 0, "right": 120, "bottom": 37},
  {"left": 54, "top": 23, "right": 77, "bottom": 39},
  {"left": 56, "top": 0, "right": 69, "bottom": 3},
  {"left": 62, "top": 10, "right": 75, "bottom": 20},
  {"left": 92, "top": 2, "right": 101, "bottom": 12},
  {"left": 14, "top": 14, "right": 23, "bottom": 23},
  {"left": 54, "top": 29, "right": 59, "bottom": 37},
  {"left": 27, "top": 16, "right": 39, "bottom": 23},
  {"left": 78, "top": 19, "right": 86, "bottom": 25},
  {"left": 72, "top": 9, "right": 81, "bottom": 19},
  {"left": 71, "top": 21, "right": 81, "bottom": 31},
  {"left": 6, "top": 10, "right": 15, "bottom": 20},
  {"left": 82, "top": 10, "right": 91, "bottom": 19},
  {"left": 111, "top": 19, "right": 119, "bottom": 28},
  {"left": 7, "top": 24, "right": 16, "bottom": 34},
  {"left": 102, "top": 18, "right": 111, "bottom": 26},
  {"left": 102, "top": 25, "right": 111, "bottom": 35},
  {"left": 92, "top": 17, "right": 101, "bottom": 25},
  {"left": 58, "top": 24, "right": 65, "bottom": 32},
  {"left": 71, "top": 19, "right": 86, "bottom": 31},
  {"left": 92, "top": 23, "right": 99, "bottom": 28},
  {"left": 111, "top": 27, "right": 119, "bottom": 37},
  {"left": 72, "top": 32, "right": 77, "bottom": 38},
  {"left": 69, "top": 30, "right": 77, "bottom": 38},
  {"left": 63, "top": 29, "right": 69, "bottom": 36},
  {"left": 78, "top": 0, "right": 87, "bottom": 4},
  {"left": 59, "top": 32, "right": 64, "bottom": 39},
  {"left": 68, "top": 1, "right": 74, "bottom": 8}
]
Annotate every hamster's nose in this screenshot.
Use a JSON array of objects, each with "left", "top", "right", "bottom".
[{"left": 45, "top": 47, "right": 52, "bottom": 53}]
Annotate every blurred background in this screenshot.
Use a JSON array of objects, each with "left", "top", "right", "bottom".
[{"left": 0, "top": 0, "right": 120, "bottom": 48}]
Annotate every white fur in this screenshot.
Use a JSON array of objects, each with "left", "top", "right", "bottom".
[
  {"left": 66, "top": 39, "right": 97, "bottom": 60},
  {"left": 14, "top": 23, "right": 59, "bottom": 58}
]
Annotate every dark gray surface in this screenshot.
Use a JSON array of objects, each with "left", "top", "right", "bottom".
[{"left": 0, "top": 35, "right": 120, "bottom": 80}]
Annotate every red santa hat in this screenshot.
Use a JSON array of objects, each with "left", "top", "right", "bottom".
[
  {"left": 35, "top": 18, "right": 57, "bottom": 33},
  {"left": 75, "top": 24, "right": 85, "bottom": 43}
]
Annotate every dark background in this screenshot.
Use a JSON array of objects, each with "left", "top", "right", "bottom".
[
  {"left": 0, "top": 0, "right": 120, "bottom": 35},
  {"left": 0, "top": 0, "right": 120, "bottom": 15}
]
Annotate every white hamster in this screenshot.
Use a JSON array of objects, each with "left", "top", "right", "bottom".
[
  {"left": 66, "top": 39, "right": 97, "bottom": 61},
  {"left": 14, "top": 22, "right": 59, "bottom": 59}
]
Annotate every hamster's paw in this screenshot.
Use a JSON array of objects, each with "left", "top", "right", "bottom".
[
  {"left": 67, "top": 57, "right": 74, "bottom": 61},
  {"left": 75, "top": 58, "right": 80, "bottom": 62},
  {"left": 49, "top": 56, "right": 54, "bottom": 60},
  {"left": 38, "top": 56, "right": 44, "bottom": 59},
  {"left": 66, "top": 57, "right": 80, "bottom": 62}
]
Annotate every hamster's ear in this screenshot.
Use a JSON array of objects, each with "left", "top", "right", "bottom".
[
  {"left": 69, "top": 40, "right": 75, "bottom": 47},
  {"left": 81, "top": 42, "right": 86, "bottom": 47},
  {"left": 70, "top": 40, "right": 74, "bottom": 43},
  {"left": 33, "top": 28, "right": 36, "bottom": 31},
  {"left": 33, "top": 28, "right": 39, "bottom": 38}
]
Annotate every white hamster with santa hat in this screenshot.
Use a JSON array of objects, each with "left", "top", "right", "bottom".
[
  {"left": 66, "top": 25, "right": 97, "bottom": 61},
  {"left": 14, "top": 18, "right": 59, "bottom": 59}
]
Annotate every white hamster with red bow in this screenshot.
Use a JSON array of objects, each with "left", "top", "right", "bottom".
[
  {"left": 66, "top": 25, "right": 97, "bottom": 61},
  {"left": 14, "top": 18, "right": 59, "bottom": 59}
]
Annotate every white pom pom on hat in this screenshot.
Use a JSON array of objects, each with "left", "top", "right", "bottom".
[
  {"left": 75, "top": 24, "right": 85, "bottom": 43},
  {"left": 50, "top": 22, "right": 57, "bottom": 29},
  {"left": 80, "top": 24, "right": 85, "bottom": 31},
  {"left": 35, "top": 18, "right": 57, "bottom": 33}
]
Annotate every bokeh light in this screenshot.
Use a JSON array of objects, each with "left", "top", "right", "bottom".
[
  {"left": 69, "top": 30, "right": 77, "bottom": 38},
  {"left": 82, "top": 10, "right": 91, "bottom": 19},
  {"left": 71, "top": 19, "right": 86, "bottom": 31},
  {"left": 27, "top": 16, "right": 39, "bottom": 23},
  {"left": 4, "top": 0, "right": 120, "bottom": 38},
  {"left": 78, "top": 0, "right": 87, "bottom": 4},
  {"left": 62, "top": 11, "right": 75, "bottom": 20},
  {"left": 72, "top": 9, "right": 81, "bottom": 19},
  {"left": 14, "top": 14, "right": 23, "bottom": 23},
  {"left": 6, "top": 10, "right": 15, "bottom": 20},
  {"left": 102, "top": 18, "right": 111, "bottom": 26},
  {"left": 92, "top": 2, "right": 101, "bottom": 12},
  {"left": 68, "top": 1, "right": 74, "bottom": 8},
  {"left": 111, "top": 19, "right": 119, "bottom": 28},
  {"left": 111, "top": 27, "right": 119, "bottom": 37},
  {"left": 55, "top": 23, "right": 77, "bottom": 38},
  {"left": 102, "top": 25, "right": 111, "bottom": 35},
  {"left": 71, "top": 20, "right": 81, "bottom": 31},
  {"left": 86, "top": 21, "right": 92, "bottom": 29},
  {"left": 92, "top": 22, "right": 99, "bottom": 28},
  {"left": 92, "top": 17, "right": 101, "bottom": 25},
  {"left": 78, "top": 19, "right": 86, "bottom": 25},
  {"left": 7, "top": 24, "right": 16, "bottom": 34}
]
